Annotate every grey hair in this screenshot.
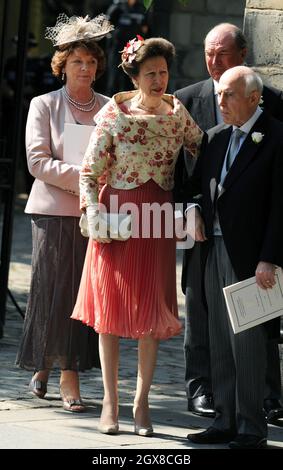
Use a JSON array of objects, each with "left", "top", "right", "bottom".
[
  {"left": 244, "top": 71, "right": 263, "bottom": 96},
  {"left": 204, "top": 23, "right": 247, "bottom": 51}
]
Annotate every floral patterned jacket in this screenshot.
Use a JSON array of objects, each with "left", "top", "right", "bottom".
[{"left": 80, "top": 90, "right": 203, "bottom": 209}]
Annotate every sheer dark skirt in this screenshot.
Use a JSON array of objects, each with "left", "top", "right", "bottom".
[{"left": 16, "top": 215, "right": 100, "bottom": 371}]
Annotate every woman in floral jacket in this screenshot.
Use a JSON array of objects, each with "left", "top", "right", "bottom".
[{"left": 72, "top": 37, "right": 204, "bottom": 435}]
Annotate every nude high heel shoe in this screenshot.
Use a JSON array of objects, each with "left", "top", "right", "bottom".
[
  {"left": 134, "top": 423, "right": 154, "bottom": 437},
  {"left": 133, "top": 406, "right": 154, "bottom": 437},
  {"left": 98, "top": 402, "right": 119, "bottom": 434},
  {"left": 97, "top": 422, "right": 119, "bottom": 435}
]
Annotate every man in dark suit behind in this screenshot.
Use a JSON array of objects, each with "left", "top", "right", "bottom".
[
  {"left": 186, "top": 65, "right": 283, "bottom": 449},
  {"left": 174, "top": 23, "right": 283, "bottom": 421}
]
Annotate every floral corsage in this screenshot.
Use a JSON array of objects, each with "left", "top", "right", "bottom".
[
  {"left": 120, "top": 35, "right": 144, "bottom": 64},
  {"left": 251, "top": 132, "right": 264, "bottom": 144}
]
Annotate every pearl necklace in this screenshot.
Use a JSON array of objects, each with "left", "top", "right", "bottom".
[{"left": 63, "top": 87, "right": 96, "bottom": 112}]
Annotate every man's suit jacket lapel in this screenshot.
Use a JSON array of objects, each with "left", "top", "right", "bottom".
[
  {"left": 223, "top": 112, "right": 268, "bottom": 192},
  {"left": 195, "top": 79, "right": 216, "bottom": 130}
]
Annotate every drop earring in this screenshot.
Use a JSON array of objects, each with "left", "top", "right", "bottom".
[{"left": 62, "top": 72, "right": 65, "bottom": 82}]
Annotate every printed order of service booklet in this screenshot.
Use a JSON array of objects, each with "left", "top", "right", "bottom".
[
  {"left": 223, "top": 268, "right": 283, "bottom": 334},
  {"left": 63, "top": 123, "right": 94, "bottom": 164}
]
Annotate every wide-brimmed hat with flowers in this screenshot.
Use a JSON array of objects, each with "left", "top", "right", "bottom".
[{"left": 45, "top": 13, "right": 114, "bottom": 47}]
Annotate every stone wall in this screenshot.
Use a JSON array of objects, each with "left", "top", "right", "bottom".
[
  {"left": 244, "top": 0, "right": 283, "bottom": 89},
  {"left": 244, "top": 0, "right": 283, "bottom": 396},
  {"left": 168, "top": 0, "right": 246, "bottom": 90}
]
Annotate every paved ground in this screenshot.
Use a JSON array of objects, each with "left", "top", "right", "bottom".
[{"left": 0, "top": 197, "right": 282, "bottom": 458}]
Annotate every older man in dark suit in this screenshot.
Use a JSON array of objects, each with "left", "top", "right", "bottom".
[
  {"left": 174, "top": 23, "right": 283, "bottom": 421},
  {"left": 186, "top": 66, "right": 283, "bottom": 449}
]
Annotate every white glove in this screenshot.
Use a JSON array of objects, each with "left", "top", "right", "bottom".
[
  {"left": 86, "top": 204, "right": 111, "bottom": 243},
  {"left": 79, "top": 213, "right": 89, "bottom": 237}
]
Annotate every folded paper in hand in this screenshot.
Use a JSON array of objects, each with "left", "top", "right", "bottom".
[
  {"left": 79, "top": 212, "right": 132, "bottom": 241},
  {"left": 63, "top": 123, "right": 94, "bottom": 164},
  {"left": 223, "top": 268, "right": 283, "bottom": 334}
]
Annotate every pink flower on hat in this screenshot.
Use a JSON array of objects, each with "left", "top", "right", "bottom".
[{"left": 121, "top": 35, "right": 144, "bottom": 63}]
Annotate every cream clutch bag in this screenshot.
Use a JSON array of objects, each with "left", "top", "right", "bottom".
[{"left": 79, "top": 212, "right": 132, "bottom": 241}]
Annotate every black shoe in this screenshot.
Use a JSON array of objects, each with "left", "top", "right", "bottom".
[
  {"left": 229, "top": 434, "right": 267, "bottom": 449},
  {"left": 188, "top": 394, "right": 216, "bottom": 417},
  {"left": 187, "top": 426, "right": 235, "bottom": 444},
  {"left": 263, "top": 399, "right": 283, "bottom": 423}
]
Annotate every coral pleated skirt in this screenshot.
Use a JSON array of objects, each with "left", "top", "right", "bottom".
[{"left": 71, "top": 180, "right": 181, "bottom": 340}]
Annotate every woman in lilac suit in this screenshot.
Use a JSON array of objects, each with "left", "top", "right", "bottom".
[{"left": 16, "top": 14, "right": 114, "bottom": 412}]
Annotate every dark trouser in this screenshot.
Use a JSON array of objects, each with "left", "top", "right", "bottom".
[
  {"left": 184, "top": 242, "right": 211, "bottom": 398},
  {"left": 204, "top": 237, "right": 267, "bottom": 436},
  {"left": 265, "top": 340, "right": 282, "bottom": 399},
  {"left": 184, "top": 241, "right": 281, "bottom": 402}
]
